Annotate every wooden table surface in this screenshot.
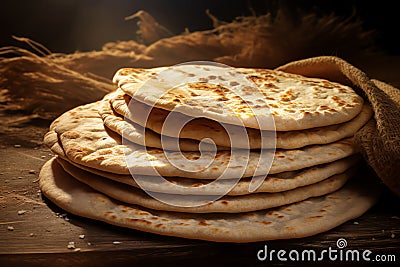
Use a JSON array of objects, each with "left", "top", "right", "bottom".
[{"left": 0, "top": 116, "right": 399, "bottom": 267}]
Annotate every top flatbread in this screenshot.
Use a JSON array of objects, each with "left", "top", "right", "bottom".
[{"left": 114, "top": 66, "right": 363, "bottom": 131}]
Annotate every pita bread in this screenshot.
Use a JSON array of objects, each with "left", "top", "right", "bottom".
[
  {"left": 57, "top": 157, "right": 354, "bottom": 213},
  {"left": 44, "top": 102, "right": 358, "bottom": 178},
  {"left": 110, "top": 90, "right": 372, "bottom": 149},
  {"left": 114, "top": 66, "right": 363, "bottom": 131},
  {"left": 58, "top": 155, "right": 360, "bottom": 196},
  {"left": 39, "top": 158, "right": 381, "bottom": 242},
  {"left": 98, "top": 98, "right": 228, "bottom": 151}
]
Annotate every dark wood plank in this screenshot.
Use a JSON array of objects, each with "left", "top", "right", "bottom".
[{"left": 0, "top": 118, "right": 399, "bottom": 267}]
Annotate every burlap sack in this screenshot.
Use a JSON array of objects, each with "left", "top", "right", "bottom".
[{"left": 276, "top": 56, "right": 400, "bottom": 196}]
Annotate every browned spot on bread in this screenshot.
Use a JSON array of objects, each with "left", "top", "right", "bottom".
[
  {"left": 148, "top": 150, "right": 164, "bottom": 155},
  {"left": 199, "top": 220, "right": 211, "bottom": 226},
  {"left": 63, "top": 131, "right": 80, "bottom": 139},
  {"left": 129, "top": 218, "right": 152, "bottom": 225},
  {"left": 321, "top": 81, "right": 334, "bottom": 88},
  {"left": 262, "top": 221, "right": 272, "bottom": 225},
  {"left": 221, "top": 201, "right": 229, "bottom": 205},
  {"left": 264, "top": 82, "right": 279, "bottom": 88},
  {"left": 284, "top": 108, "right": 295, "bottom": 113},
  {"left": 69, "top": 148, "right": 83, "bottom": 154},
  {"left": 248, "top": 75, "right": 260, "bottom": 83},
  {"left": 309, "top": 215, "right": 323, "bottom": 219}
]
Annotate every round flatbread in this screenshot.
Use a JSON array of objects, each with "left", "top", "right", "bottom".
[
  {"left": 44, "top": 102, "right": 358, "bottom": 178},
  {"left": 98, "top": 98, "right": 228, "bottom": 151},
  {"left": 110, "top": 90, "right": 372, "bottom": 149},
  {"left": 57, "top": 157, "right": 354, "bottom": 213},
  {"left": 114, "top": 66, "right": 363, "bottom": 131},
  {"left": 57, "top": 155, "right": 360, "bottom": 196},
  {"left": 39, "top": 158, "right": 381, "bottom": 243}
]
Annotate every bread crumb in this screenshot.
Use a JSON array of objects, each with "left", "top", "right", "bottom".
[
  {"left": 29, "top": 233, "right": 34, "bottom": 237},
  {"left": 353, "top": 221, "right": 359, "bottom": 225},
  {"left": 113, "top": 241, "right": 122, "bottom": 245},
  {"left": 28, "top": 170, "right": 36, "bottom": 174},
  {"left": 7, "top": 226, "right": 14, "bottom": 231},
  {"left": 14, "top": 145, "right": 21, "bottom": 148},
  {"left": 74, "top": 248, "right": 81, "bottom": 252},
  {"left": 391, "top": 233, "right": 395, "bottom": 238},
  {"left": 67, "top": 242, "right": 75, "bottom": 249},
  {"left": 79, "top": 234, "right": 85, "bottom": 239},
  {"left": 18, "top": 210, "right": 27, "bottom": 215}
]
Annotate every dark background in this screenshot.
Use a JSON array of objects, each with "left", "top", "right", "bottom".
[{"left": 0, "top": 0, "right": 399, "bottom": 55}]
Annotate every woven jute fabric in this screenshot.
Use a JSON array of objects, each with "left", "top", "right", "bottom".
[{"left": 277, "top": 56, "right": 400, "bottom": 196}]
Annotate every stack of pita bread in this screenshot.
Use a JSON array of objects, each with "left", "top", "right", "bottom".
[{"left": 39, "top": 64, "right": 381, "bottom": 242}]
